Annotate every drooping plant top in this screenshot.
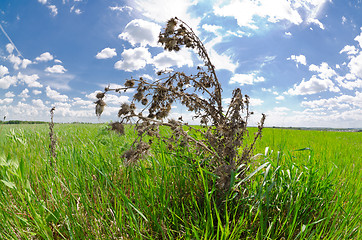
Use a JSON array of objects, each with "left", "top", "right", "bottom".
[{"left": 95, "top": 17, "right": 265, "bottom": 168}]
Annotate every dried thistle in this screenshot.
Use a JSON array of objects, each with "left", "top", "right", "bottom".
[
  {"left": 95, "top": 17, "right": 266, "bottom": 193},
  {"left": 95, "top": 99, "right": 106, "bottom": 117},
  {"left": 109, "top": 122, "right": 125, "bottom": 135}
]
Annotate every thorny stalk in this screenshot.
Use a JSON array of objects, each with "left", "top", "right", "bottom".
[
  {"left": 95, "top": 17, "right": 266, "bottom": 193},
  {"left": 49, "top": 107, "right": 57, "bottom": 166}
]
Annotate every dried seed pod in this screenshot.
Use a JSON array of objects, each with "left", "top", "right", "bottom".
[
  {"left": 141, "top": 98, "right": 148, "bottom": 105},
  {"left": 125, "top": 79, "right": 135, "bottom": 88},
  {"left": 96, "top": 92, "right": 105, "bottom": 99},
  {"left": 95, "top": 99, "right": 106, "bottom": 117}
]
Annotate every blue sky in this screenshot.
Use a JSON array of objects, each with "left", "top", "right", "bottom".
[{"left": 0, "top": 0, "right": 361, "bottom": 128}]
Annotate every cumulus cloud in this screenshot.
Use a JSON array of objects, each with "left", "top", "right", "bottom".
[
  {"left": 32, "top": 99, "right": 46, "bottom": 108},
  {"left": 230, "top": 72, "right": 265, "bottom": 86},
  {"left": 48, "top": 5, "right": 58, "bottom": 16},
  {"left": 205, "top": 36, "right": 239, "bottom": 72},
  {"left": 46, "top": 86, "right": 68, "bottom": 102},
  {"left": 339, "top": 45, "right": 358, "bottom": 55},
  {"left": 152, "top": 48, "right": 193, "bottom": 70},
  {"left": 119, "top": 19, "right": 161, "bottom": 47},
  {"left": 0, "top": 75, "right": 17, "bottom": 89},
  {"left": 287, "top": 75, "right": 339, "bottom": 95},
  {"left": 38, "top": 0, "right": 47, "bottom": 4},
  {"left": 129, "top": 0, "right": 200, "bottom": 30},
  {"left": 213, "top": 0, "right": 328, "bottom": 30},
  {"left": 45, "top": 65, "right": 67, "bottom": 73},
  {"left": 5, "top": 92, "right": 15, "bottom": 98},
  {"left": 276, "top": 95, "right": 285, "bottom": 100},
  {"left": 7, "top": 54, "right": 32, "bottom": 70},
  {"left": 6, "top": 43, "right": 14, "bottom": 54},
  {"left": 301, "top": 91, "right": 362, "bottom": 109},
  {"left": 109, "top": 6, "right": 133, "bottom": 13},
  {"left": 33, "top": 90, "right": 42, "bottom": 95},
  {"left": 17, "top": 72, "right": 43, "bottom": 88},
  {"left": 35, "top": 52, "right": 54, "bottom": 62},
  {"left": 250, "top": 98, "right": 264, "bottom": 106},
  {"left": 0, "top": 98, "right": 13, "bottom": 105},
  {"left": 202, "top": 24, "right": 222, "bottom": 34},
  {"left": 0, "top": 65, "right": 9, "bottom": 77},
  {"left": 114, "top": 47, "right": 151, "bottom": 72},
  {"left": 354, "top": 29, "right": 362, "bottom": 48},
  {"left": 95, "top": 48, "right": 117, "bottom": 59},
  {"left": 287, "top": 54, "right": 307, "bottom": 66},
  {"left": 19, "top": 88, "right": 30, "bottom": 98},
  {"left": 348, "top": 52, "right": 362, "bottom": 79},
  {"left": 309, "top": 62, "right": 337, "bottom": 79},
  {"left": 307, "top": 18, "right": 325, "bottom": 30}
]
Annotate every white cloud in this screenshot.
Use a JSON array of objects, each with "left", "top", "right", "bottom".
[
  {"left": 96, "top": 48, "right": 117, "bottom": 59},
  {"left": 45, "top": 65, "right": 67, "bottom": 73},
  {"left": 348, "top": 52, "right": 362, "bottom": 78},
  {"left": 17, "top": 72, "right": 43, "bottom": 88},
  {"left": 276, "top": 95, "right": 285, "bottom": 100},
  {"left": 48, "top": 5, "right": 58, "bottom": 16},
  {"left": 119, "top": 19, "right": 161, "bottom": 47},
  {"left": 38, "top": 0, "right": 47, "bottom": 4},
  {"left": 0, "top": 65, "right": 9, "bottom": 77},
  {"left": 230, "top": 72, "right": 265, "bottom": 86},
  {"left": 7, "top": 54, "right": 32, "bottom": 70},
  {"left": 342, "top": 16, "right": 347, "bottom": 24},
  {"left": 202, "top": 24, "right": 222, "bottom": 34},
  {"left": 309, "top": 62, "right": 336, "bottom": 79},
  {"left": 285, "top": 32, "right": 292, "bottom": 36},
  {"left": 0, "top": 98, "right": 13, "bottom": 105},
  {"left": 339, "top": 45, "right": 358, "bottom": 55},
  {"left": 301, "top": 91, "right": 362, "bottom": 109},
  {"left": 32, "top": 99, "right": 46, "bottom": 108},
  {"left": 33, "top": 90, "right": 42, "bottom": 95},
  {"left": 0, "top": 75, "right": 17, "bottom": 89},
  {"left": 35, "top": 52, "right": 54, "bottom": 62},
  {"left": 129, "top": 0, "right": 200, "bottom": 30},
  {"left": 109, "top": 6, "right": 133, "bottom": 13},
  {"left": 152, "top": 48, "right": 194, "bottom": 70},
  {"left": 21, "top": 59, "right": 32, "bottom": 69},
  {"left": 7, "top": 54, "right": 22, "bottom": 70},
  {"left": 287, "top": 75, "right": 339, "bottom": 95},
  {"left": 213, "top": 0, "right": 329, "bottom": 30},
  {"left": 19, "top": 88, "right": 30, "bottom": 98},
  {"left": 250, "top": 98, "right": 264, "bottom": 106},
  {"left": 205, "top": 36, "right": 239, "bottom": 72},
  {"left": 354, "top": 29, "right": 362, "bottom": 48},
  {"left": 74, "top": 9, "right": 82, "bottom": 15},
  {"left": 54, "top": 59, "right": 62, "bottom": 63},
  {"left": 287, "top": 54, "right": 307, "bottom": 66},
  {"left": 5, "top": 92, "right": 15, "bottom": 98},
  {"left": 307, "top": 18, "right": 325, "bottom": 30},
  {"left": 114, "top": 47, "right": 151, "bottom": 72},
  {"left": 46, "top": 86, "right": 68, "bottom": 102},
  {"left": 6, "top": 43, "right": 14, "bottom": 54}
]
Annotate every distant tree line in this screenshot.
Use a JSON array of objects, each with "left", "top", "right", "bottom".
[{"left": 0, "top": 120, "right": 48, "bottom": 124}]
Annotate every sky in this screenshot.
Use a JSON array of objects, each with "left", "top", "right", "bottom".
[{"left": 0, "top": 0, "right": 362, "bottom": 128}]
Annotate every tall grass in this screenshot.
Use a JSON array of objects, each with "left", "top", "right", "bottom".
[{"left": 0, "top": 124, "right": 361, "bottom": 239}]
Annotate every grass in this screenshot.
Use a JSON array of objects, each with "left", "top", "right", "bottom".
[{"left": 0, "top": 123, "right": 361, "bottom": 239}]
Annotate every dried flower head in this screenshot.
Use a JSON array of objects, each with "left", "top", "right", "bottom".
[{"left": 95, "top": 99, "right": 106, "bottom": 117}]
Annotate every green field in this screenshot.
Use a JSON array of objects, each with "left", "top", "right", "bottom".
[{"left": 0, "top": 123, "right": 361, "bottom": 239}]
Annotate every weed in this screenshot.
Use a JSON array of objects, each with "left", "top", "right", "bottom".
[{"left": 95, "top": 18, "right": 265, "bottom": 194}]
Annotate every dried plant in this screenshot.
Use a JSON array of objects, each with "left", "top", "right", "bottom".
[
  {"left": 49, "top": 107, "right": 57, "bottom": 165},
  {"left": 95, "top": 17, "right": 266, "bottom": 192}
]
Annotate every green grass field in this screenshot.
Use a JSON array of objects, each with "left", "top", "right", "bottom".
[{"left": 0, "top": 123, "right": 361, "bottom": 239}]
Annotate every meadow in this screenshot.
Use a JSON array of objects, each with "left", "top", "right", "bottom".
[{"left": 0, "top": 123, "right": 361, "bottom": 239}]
